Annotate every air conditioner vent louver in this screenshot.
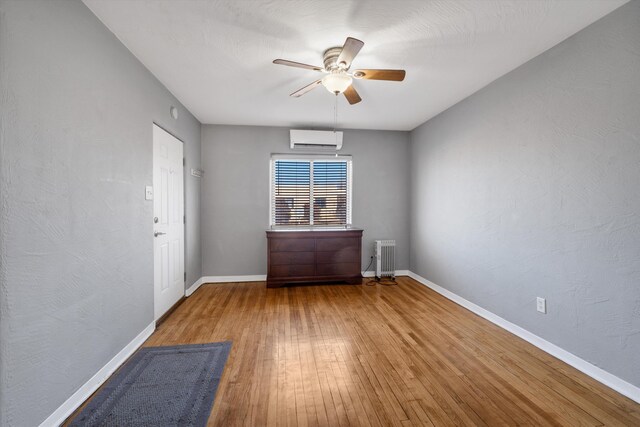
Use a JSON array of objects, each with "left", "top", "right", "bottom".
[
  {"left": 293, "top": 143, "right": 339, "bottom": 149},
  {"left": 375, "top": 240, "right": 396, "bottom": 278}
]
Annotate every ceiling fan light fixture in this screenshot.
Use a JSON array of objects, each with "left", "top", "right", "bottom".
[
  {"left": 322, "top": 72, "right": 352, "bottom": 94},
  {"left": 274, "top": 36, "right": 405, "bottom": 104}
]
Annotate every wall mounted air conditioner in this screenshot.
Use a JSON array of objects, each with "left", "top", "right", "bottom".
[{"left": 290, "top": 129, "right": 343, "bottom": 150}]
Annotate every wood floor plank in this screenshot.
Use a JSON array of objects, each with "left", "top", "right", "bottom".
[{"left": 66, "top": 277, "right": 640, "bottom": 426}]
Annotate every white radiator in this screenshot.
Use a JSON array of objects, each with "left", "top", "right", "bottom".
[{"left": 375, "top": 240, "right": 396, "bottom": 278}]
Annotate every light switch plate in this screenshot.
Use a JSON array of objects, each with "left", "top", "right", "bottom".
[{"left": 145, "top": 186, "right": 153, "bottom": 201}]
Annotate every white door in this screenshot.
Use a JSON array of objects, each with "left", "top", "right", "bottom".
[{"left": 153, "top": 124, "right": 185, "bottom": 321}]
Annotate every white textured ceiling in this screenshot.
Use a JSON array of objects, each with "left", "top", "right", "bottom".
[{"left": 83, "top": 0, "right": 626, "bottom": 131}]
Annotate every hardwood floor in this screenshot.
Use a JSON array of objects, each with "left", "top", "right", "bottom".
[{"left": 78, "top": 277, "right": 640, "bottom": 426}]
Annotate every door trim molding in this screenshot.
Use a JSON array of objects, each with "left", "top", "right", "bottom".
[{"left": 152, "top": 121, "right": 184, "bottom": 143}]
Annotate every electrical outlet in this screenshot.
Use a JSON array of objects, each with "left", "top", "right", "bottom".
[{"left": 536, "top": 297, "right": 547, "bottom": 314}]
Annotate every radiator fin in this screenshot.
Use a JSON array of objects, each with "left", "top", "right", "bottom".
[{"left": 375, "top": 240, "right": 396, "bottom": 278}]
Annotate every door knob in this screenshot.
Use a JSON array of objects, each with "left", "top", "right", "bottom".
[{"left": 154, "top": 231, "right": 166, "bottom": 237}]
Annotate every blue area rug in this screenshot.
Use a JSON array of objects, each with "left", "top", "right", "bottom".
[{"left": 70, "top": 342, "right": 232, "bottom": 427}]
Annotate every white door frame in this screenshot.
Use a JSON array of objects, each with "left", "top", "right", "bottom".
[{"left": 152, "top": 122, "right": 186, "bottom": 321}]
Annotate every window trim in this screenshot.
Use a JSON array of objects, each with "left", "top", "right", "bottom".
[{"left": 269, "top": 154, "right": 353, "bottom": 229}]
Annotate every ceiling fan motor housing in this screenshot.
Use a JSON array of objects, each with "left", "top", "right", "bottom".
[{"left": 323, "top": 47, "right": 346, "bottom": 71}]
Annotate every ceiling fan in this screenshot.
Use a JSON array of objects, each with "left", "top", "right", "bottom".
[{"left": 273, "top": 37, "right": 406, "bottom": 105}]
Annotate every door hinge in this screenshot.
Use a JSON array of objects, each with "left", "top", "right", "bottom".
[
  {"left": 183, "top": 215, "right": 186, "bottom": 224},
  {"left": 183, "top": 158, "right": 186, "bottom": 166},
  {"left": 184, "top": 272, "right": 187, "bottom": 282}
]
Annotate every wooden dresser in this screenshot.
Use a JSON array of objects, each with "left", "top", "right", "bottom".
[{"left": 266, "top": 229, "right": 363, "bottom": 288}]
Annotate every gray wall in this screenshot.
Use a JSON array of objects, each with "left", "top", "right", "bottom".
[
  {"left": 410, "top": 1, "right": 640, "bottom": 387},
  {"left": 0, "top": 1, "right": 201, "bottom": 425},
  {"left": 201, "top": 125, "right": 410, "bottom": 276}
]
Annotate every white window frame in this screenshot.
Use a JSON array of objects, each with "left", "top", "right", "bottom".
[{"left": 269, "top": 154, "right": 353, "bottom": 228}]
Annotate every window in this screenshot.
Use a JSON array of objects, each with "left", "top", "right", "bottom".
[{"left": 270, "top": 156, "right": 352, "bottom": 228}]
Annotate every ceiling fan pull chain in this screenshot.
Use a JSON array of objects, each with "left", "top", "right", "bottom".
[{"left": 334, "top": 93, "right": 338, "bottom": 133}]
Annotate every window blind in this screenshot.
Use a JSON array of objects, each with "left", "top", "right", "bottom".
[
  {"left": 271, "top": 158, "right": 351, "bottom": 228},
  {"left": 272, "top": 161, "right": 311, "bottom": 226},
  {"left": 312, "top": 161, "right": 348, "bottom": 226}
]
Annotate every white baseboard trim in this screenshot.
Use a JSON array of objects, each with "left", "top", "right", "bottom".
[
  {"left": 191, "top": 272, "right": 411, "bottom": 289},
  {"left": 40, "top": 322, "right": 156, "bottom": 427},
  {"left": 407, "top": 271, "right": 640, "bottom": 404},
  {"left": 186, "top": 275, "right": 267, "bottom": 296},
  {"left": 201, "top": 275, "right": 267, "bottom": 284},
  {"left": 362, "top": 270, "right": 410, "bottom": 278},
  {"left": 185, "top": 277, "right": 205, "bottom": 296},
  {"left": 37, "top": 272, "right": 639, "bottom": 426}
]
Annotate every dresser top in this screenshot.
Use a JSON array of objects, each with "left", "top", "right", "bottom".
[
  {"left": 266, "top": 228, "right": 363, "bottom": 238},
  {"left": 267, "top": 226, "right": 362, "bottom": 233}
]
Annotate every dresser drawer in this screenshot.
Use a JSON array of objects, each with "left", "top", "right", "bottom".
[
  {"left": 270, "top": 264, "right": 315, "bottom": 277},
  {"left": 316, "top": 247, "right": 359, "bottom": 264},
  {"left": 316, "top": 237, "right": 359, "bottom": 252},
  {"left": 316, "top": 262, "right": 360, "bottom": 276},
  {"left": 270, "top": 251, "right": 315, "bottom": 265},
  {"left": 266, "top": 229, "right": 363, "bottom": 287},
  {"left": 270, "top": 238, "right": 315, "bottom": 252}
]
